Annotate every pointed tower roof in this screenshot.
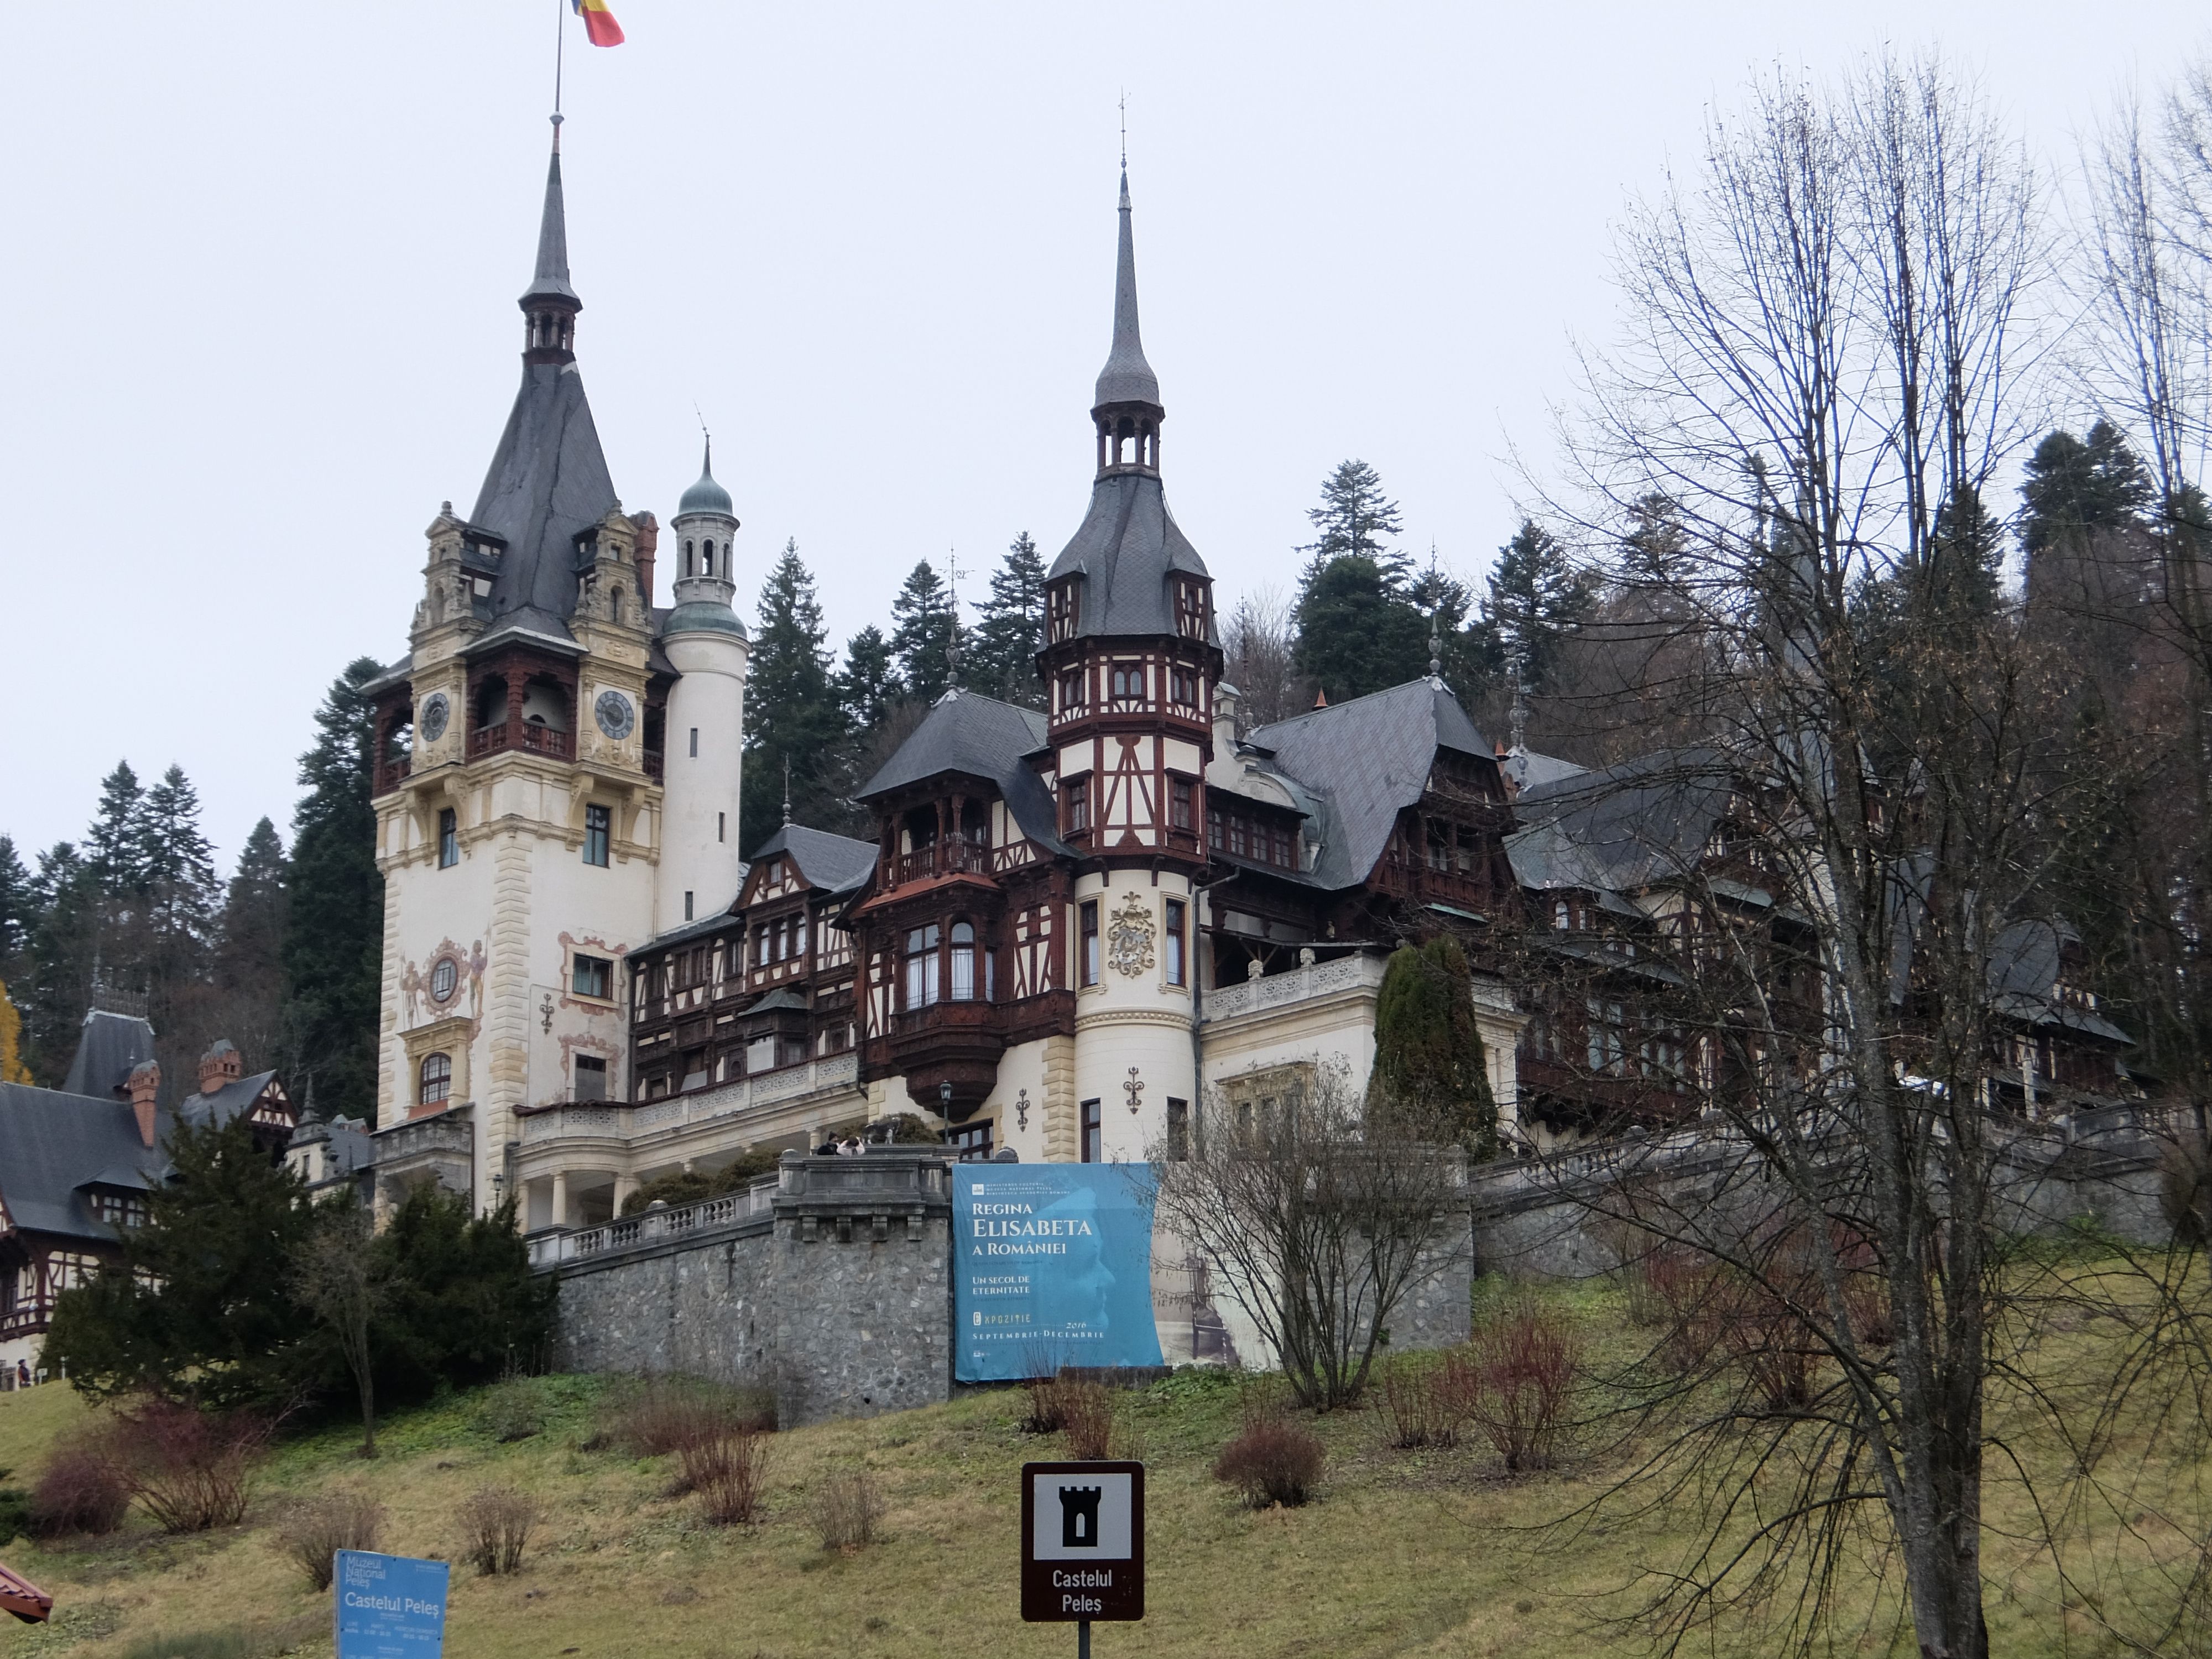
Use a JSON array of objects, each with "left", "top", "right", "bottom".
[
  {"left": 677, "top": 436, "right": 734, "bottom": 517},
  {"left": 1093, "top": 169, "right": 1161, "bottom": 411},
  {"left": 468, "top": 133, "right": 619, "bottom": 632},
  {"left": 522, "top": 143, "right": 579, "bottom": 304}
]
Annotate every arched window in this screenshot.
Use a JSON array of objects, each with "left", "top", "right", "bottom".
[
  {"left": 904, "top": 924, "right": 941, "bottom": 1009},
  {"left": 683, "top": 539, "right": 695, "bottom": 577},
  {"left": 418, "top": 1052, "right": 451, "bottom": 1108},
  {"left": 702, "top": 540, "right": 716, "bottom": 576},
  {"left": 610, "top": 586, "right": 623, "bottom": 622},
  {"left": 950, "top": 921, "right": 977, "bottom": 1000}
]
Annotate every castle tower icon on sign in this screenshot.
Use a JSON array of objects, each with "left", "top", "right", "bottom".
[{"left": 1058, "top": 1485, "right": 1103, "bottom": 1548}]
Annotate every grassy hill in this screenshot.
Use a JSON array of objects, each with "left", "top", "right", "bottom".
[{"left": 0, "top": 1276, "right": 2197, "bottom": 1659}]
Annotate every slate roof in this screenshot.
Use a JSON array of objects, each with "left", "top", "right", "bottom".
[
  {"left": 857, "top": 691, "right": 1071, "bottom": 853},
  {"left": 1503, "top": 749, "right": 1588, "bottom": 794},
  {"left": 1093, "top": 170, "right": 1160, "bottom": 410},
  {"left": 0, "top": 1082, "right": 171, "bottom": 1242},
  {"left": 1988, "top": 919, "right": 2133, "bottom": 1045},
  {"left": 174, "top": 1071, "right": 284, "bottom": 1132},
  {"left": 59, "top": 1010, "right": 155, "bottom": 1100},
  {"left": 753, "top": 824, "right": 878, "bottom": 896},
  {"left": 467, "top": 147, "right": 619, "bottom": 637},
  {"left": 1504, "top": 747, "right": 1737, "bottom": 895},
  {"left": 1047, "top": 473, "right": 1213, "bottom": 641},
  {"left": 1246, "top": 679, "right": 1495, "bottom": 890}
]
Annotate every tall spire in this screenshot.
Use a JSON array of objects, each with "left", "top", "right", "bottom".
[
  {"left": 1094, "top": 168, "right": 1161, "bottom": 413},
  {"left": 519, "top": 135, "right": 581, "bottom": 365}
]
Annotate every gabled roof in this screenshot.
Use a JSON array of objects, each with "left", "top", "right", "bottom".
[
  {"left": 1047, "top": 473, "right": 1213, "bottom": 640},
  {"left": 1246, "top": 679, "right": 1495, "bottom": 890},
  {"left": 1988, "top": 918, "right": 2133, "bottom": 1045},
  {"left": 174, "top": 1071, "right": 288, "bottom": 1133},
  {"left": 751, "top": 824, "right": 878, "bottom": 897},
  {"left": 59, "top": 1009, "right": 156, "bottom": 1100},
  {"left": 857, "top": 691, "right": 1070, "bottom": 853},
  {"left": 0, "top": 1082, "right": 171, "bottom": 1241}
]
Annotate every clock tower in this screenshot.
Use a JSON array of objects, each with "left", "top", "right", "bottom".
[{"left": 364, "top": 132, "right": 747, "bottom": 1212}]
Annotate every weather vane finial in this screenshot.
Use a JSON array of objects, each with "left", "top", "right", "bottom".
[{"left": 1119, "top": 91, "right": 1127, "bottom": 170}]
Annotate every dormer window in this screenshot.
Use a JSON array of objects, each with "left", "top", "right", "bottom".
[
  {"left": 1047, "top": 578, "right": 1081, "bottom": 644},
  {"left": 1174, "top": 579, "right": 1208, "bottom": 639}
]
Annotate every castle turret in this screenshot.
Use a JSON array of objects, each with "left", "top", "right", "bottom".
[{"left": 658, "top": 439, "right": 749, "bottom": 928}]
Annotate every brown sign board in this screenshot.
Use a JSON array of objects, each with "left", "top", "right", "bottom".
[{"left": 1021, "top": 1460, "right": 1144, "bottom": 1623}]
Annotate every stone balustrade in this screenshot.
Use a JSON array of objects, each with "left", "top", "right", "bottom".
[
  {"left": 528, "top": 1177, "right": 779, "bottom": 1269},
  {"left": 1200, "top": 951, "right": 1387, "bottom": 1024},
  {"left": 519, "top": 1052, "right": 861, "bottom": 1147}
]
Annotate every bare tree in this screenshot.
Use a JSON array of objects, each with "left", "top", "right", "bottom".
[
  {"left": 293, "top": 1200, "right": 387, "bottom": 1458},
  {"left": 1144, "top": 1060, "right": 1467, "bottom": 1410},
  {"left": 1219, "top": 588, "right": 1308, "bottom": 730},
  {"left": 1522, "top": 55, "right": 2138, "bottom": 1659}
]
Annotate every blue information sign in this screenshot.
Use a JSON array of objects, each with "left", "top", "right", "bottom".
[
  {"left": 953, "top": 1164, "right": 1164, "bottom": 1381},
  {"left": 334, "top": 1550, "right": 448, "bottom": 1658}
]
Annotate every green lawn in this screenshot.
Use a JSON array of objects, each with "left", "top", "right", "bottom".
[{"left": 0, "top": 1275, "right": 2197, "bottom": 1659}]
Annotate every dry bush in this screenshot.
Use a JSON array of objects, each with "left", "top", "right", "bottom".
[
  {"left": 457, "top": 1485, "right": 538, "bottom": 1575},
  {"left": 1212, "top": 1419, "right": 1326, "bottom": 1507},
  {"left": 278, "top": 1491, "right": 385, "bottom": 1591},
  {"left": 1057, "top": 1380, "right": 1116, "bottom": 1460},
  {"left": 1378, "top": 1352, "right": 1478, "bottom": 1451},
  {"left": 106, "top": 1400, "right": 270, "bottom": 1533},
  {"left": 597, "top": 1374, "right": 775, "bottom": 1459},
  {"left": 1465, "top": 1302, "right": 1580, "bottom": 1473},
  {"left": 686, "top": 1425, "right": 770, "bottom": 1526},
  {"left": 29, "top": 1442, "right": 130, "bottom": 1537},
  {"left": 808, "top": 1472, "right": 884, "bottom": 1551},
  {"left": 1721, "top": 1301, "right": 1821, "bottom": 1411},
  {"left": 1018, "top": 1374, "right": 1066, "bottom": 1435},
  {"left": 2159, "top": 1134, "right": 2212, "bottom": 1244}
]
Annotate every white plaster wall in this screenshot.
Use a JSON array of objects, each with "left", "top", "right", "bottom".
[
  {"left": 657, "top": 626, "right": 748, "bottom": 933},
  {"left": 1070, "top": 870, "right": 1200, "bottom": 1163}
]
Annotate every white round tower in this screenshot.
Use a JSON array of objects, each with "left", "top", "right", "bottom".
[{"left": 657, "top": 440, "right": 749, "bottom": 932}]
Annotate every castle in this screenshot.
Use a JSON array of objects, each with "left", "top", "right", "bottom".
[{"left": 362, "top": 136, "right": 2137, "bottom": 1234}]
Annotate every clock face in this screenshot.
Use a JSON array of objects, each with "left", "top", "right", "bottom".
[
  {"left": 593, "top": 690, "right": 635, "bottom": 740},
  {"left": 418, "top": 693, "right": 450, "bottom": 744}
]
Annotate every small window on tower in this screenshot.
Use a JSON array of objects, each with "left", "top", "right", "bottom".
[
  {"left": 583, "top": 805, "right": 611, "bottom": 867},
  {"left": 717, "top": 811, "right": 726, "bottom": 843},
  {"left": 437, "top": 808, "right": 458, "bottom": 869},
  {"left": 682, "top": 539, "right": 695, "bottom": 577},
  {"left": 1170, "top": 778, "right": 1194, "bottom": 832},
  {"left": 1065, "top": 776, "right": 1090, "bottom": 834},
  {"left": 1080, "top": 901, "right": 1100, "bottom": 987},
  {"left": 1165, "top": 898, "right": 1187, "bottom": 987},
  {"left": 690, "top": 728, "right": 699, "bottom": 758}
]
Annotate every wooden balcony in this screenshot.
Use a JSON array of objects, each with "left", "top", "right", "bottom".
[
  {"left": 885, "top": 998, "right": 1005, "bottom": 1117},
  {"left": 0, "top": 1298, "right": 56, "bottom": 1342},
  {"left": 374, "top": 757, "right": 412, "bottom": 796},
  {"left": 885, "top": 838, "right": 993, "bottom": 888},
  {"left": 467, "top": 721, "right": 575, "bottom": 762}
]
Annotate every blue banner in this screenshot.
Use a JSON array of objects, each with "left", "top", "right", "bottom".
[
  {"left": 335, "top": 1550, "right": 448, "bottom": 1658},
  {"left": 953, "top": 1164, "right": 1164, "bottom": 1381}
]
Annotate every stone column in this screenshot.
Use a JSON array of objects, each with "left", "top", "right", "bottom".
[
  {"left": 550, "top": 1170, "right": 569, "bottom": 1229},
  {"left": 613, "top": 1172, "right": 638, "bottom": 1212}
]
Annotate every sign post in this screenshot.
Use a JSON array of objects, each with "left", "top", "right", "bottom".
[
  {"left": 333, "top": 1550, "right": 449, "bottom": 1659},
  {"left": 1022, "top": 1460, "right": 1144, "bottom": 1652}
]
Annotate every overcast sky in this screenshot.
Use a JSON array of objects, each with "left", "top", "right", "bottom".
[{"left": 2, "top": 2, "right": 2203, "bottom": 870}]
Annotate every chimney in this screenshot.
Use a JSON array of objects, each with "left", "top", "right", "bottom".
[
  {"left": 1212, "top": 681, "right": 1241, "bottom": 757},
  {"left": 128, "top": 1061, "right": 160, "bottom": 1148},
  {"left": 633, "top": 510, "right": 658, "bottom": 610},
  {"left": 198, "top": 1039, "right": 242, "bottom": 1096}
]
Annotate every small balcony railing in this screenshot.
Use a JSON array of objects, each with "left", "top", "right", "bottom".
[
  {"left": 374, "top": 757, "right": 412, "bottom": 796},
  {"left": 468, "top": 722, "right": 575, "bottom": 761},
  {"left": 0, "top": 1298, "right": 58, "bottom": 1340},
  {"left": 886, "top": 838, "right": 992, "bottom": 887}
]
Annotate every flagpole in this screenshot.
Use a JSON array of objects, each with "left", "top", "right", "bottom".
[{"left": 552, "top": 0, "right": 566, "bottom": 145}]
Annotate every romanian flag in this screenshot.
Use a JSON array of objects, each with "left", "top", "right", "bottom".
[{"left": 572, "top": 0, "right": 624, "bottom": 47}]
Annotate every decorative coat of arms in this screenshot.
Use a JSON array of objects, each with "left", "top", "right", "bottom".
[{"left": 1107, "top": 893, "right": 1156, "bottom": 978}]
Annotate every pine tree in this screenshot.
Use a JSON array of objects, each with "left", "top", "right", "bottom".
[
  {"left": 1297, "top": 460, "right": 1410, "bottom": 593},
  {"left": 0, "top": 834, "right": 32, "bottom": 972},
  {"left": 284, "top": 659, "right": 385, "bottom": 1123},
  {"left": 85, "top": 761, "right": 149, "bottom": 898},
  {"left": 1367, "top": 936, "right": 1496, "bottom": 1157},
  {"left": 0, "top": 980, "right": 30, "bottom": 1083},
  {"left": 741, "top": 540, "right": 845, "bottom": 850},
  {"left": 1480, "top": 519, "right": 1592, "bottom": 694},
  {"left": 141, "top": 765, "right": 218, "bottom": 966},
  {"left": 838, "top": 625, "right": 900, "bottom": 734},
  {"left": 1923, "top": 485, "right": 2003, "bottom": 621},
  {"left": 1292, "top": 555, "right": 1430, "bottom": 702},
  {"left": 211, "top": 818, "right": 288, "bottom": 1066},
  {"left": 969, "top": 531, "right": 1049, "bottom": 706},
  {"left": 24, "top": 843, "right": 97, "bottom": 1085},
  {"left": 2020, "top": 420, "right": 2153, "bottom": 555},
  {"left": 889, "top": 559, "right": 956, "bottom": 705}
]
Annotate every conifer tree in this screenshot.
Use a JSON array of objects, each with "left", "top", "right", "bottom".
[
  {"left": 141, "top": 765, "right": 218, "bottom": 966},
  {"left": 1480, "top": 519, "right": 1592, "bottom": 693},
  {"left": 837, "top": 625, "right": 899, "bottom": 734},
  {"left": 969, "top": 531, "right": 1048, "bottom": 706},
  {"left": 1368, "top": 936, "right": 1495, "bottom": 1157},
  {"left": 85, "top": 761, "right": 148, "bottom": 898},
  {"left": 212, "top": 818, "right": 288, "bottom": 1065},
  {"left": 1296, "top": 460, "right": 1410, "bottom": 592},
  {"left": 0, "top": 835, "right": 32, "bottom": 972},
  {"left": 284, "top": 658, "right": 384, "bottom": 1123},
  {"left": 24, "top": 843, "right": 96, "bottom": 1084},
  {"left": 2020, "top": 420, "right": 2153, "bottom": 555},
  {"left": 742, "top": 540, "right": 844, "bottom": 850},
  {"left": 1293, "top": 555, "right": 1429, "bottom": 701},
  {"left": 889, "top": 559, "right": 956, "bottom": 705}
]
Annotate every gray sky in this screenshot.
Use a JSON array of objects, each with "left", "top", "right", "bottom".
[{"left": 2, "top": 2, "right": 2201, "bottom": 871}]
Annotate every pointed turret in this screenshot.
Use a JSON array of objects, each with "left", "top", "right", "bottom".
[{"left": 523, "top": 142, "right": 580, "bottom": 307}]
